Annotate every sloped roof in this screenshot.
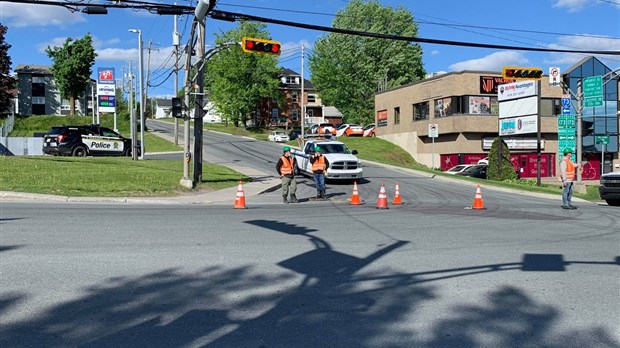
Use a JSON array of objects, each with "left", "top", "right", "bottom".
[
  {"left": 15, "top": 64, "right": 52, "bottom": 75},
  {"left": 323, "top": 106, "right": 343, "bottom": 118},
  {"left": 156, "top": 98, "right": 172, "bottom": 107},
  {"left": 279, "top": 67, "right": 314, "bottom": 90}
]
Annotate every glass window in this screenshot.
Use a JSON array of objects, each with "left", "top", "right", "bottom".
[
  {"left": 541, "top": 98, "right": 561, "bottom": 117},
  {"left": 32, "top": 83, "right": 45, "bottom": 97},
  {"left": 291, "top": 91, "right": 298, "bottom": 103},
  {"left": 434, "top": 98, "right": 452, "bottom": 118},
  {"left": 394, "top": 106, "right": 400, "bottom": 124},
  {"left": 32, "top": 76, "right": 46, "bottom": 83},
  {"left": 307, "top": 94, "right": 316, "bottom": 103},
  {"left": 307, "top": 109, "right": 313, "bottom": 118},
  {"left": 413, "top": 102, "right": 429, "bottom": 121},
  {"left": 291, "top": 108, "right": 298, "bottom": 120},
  {"left": 468, "top": 96, "right": 491, "bottom": 115}
]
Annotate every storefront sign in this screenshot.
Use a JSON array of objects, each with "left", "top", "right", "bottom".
[
  {"left": 377, "top": 109, "right": 388, "bottom": 127},
  {"left": 499, "top": 96, "right": 538, "bottom": 119},
  {"left": 479, "top": 76, "right": 515, "bottom": 94},
  {"left": 497, "top": 80, "right": 538, "bottom": 102},
  {"left": 499, "top": 115, "right": 538, "bottom": 136}
]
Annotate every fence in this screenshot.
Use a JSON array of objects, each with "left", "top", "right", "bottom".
[
  {"left": 0, "top": 137, "right": 44, "bottom": 156},
  {"left": 1, "top": 114, "right": 15, "bottom": 137}
]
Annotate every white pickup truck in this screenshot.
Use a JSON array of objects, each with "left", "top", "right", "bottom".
[{"left": 292, "top": 139, "right": 363, "bottom": 181}]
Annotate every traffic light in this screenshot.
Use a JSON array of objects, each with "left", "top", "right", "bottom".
[
  {"left": 171, "top": 97, "right": 183, "bottom": 118},
  {"left": 241, "top": 37, "right": 281, "bottom": 56},
  {"left": 502, "top": 67, "right": 543, "bottom": 80}
]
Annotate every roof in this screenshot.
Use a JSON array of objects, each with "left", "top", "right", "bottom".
[
  {"left": 279, "top": 67, "right": 314, "bottom": 90},
  {"left": 156, "top": 98, "right": 173, "bottom": 107},
  {"left": 322, "top": 106, "right": 343, "bottom": 118},
  {"left": 15, "top": 64, "right": 52, "bottom": 75}
]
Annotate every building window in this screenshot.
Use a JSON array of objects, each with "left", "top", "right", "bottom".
[
  {"left": 541, "top": 98, "right": 561, "bottom": 117},
  {"left": 468, "top": 96, "right": 491, "bottom": 115},
  {"left": 307, "top": 94, "right": 316, "bottom": 103},
  {"left": 32, "top": 97, "right": 46, "bottom": 104},
  {"left": 307, "top": 109, "right": 313, "bottom": 118},
  {"left": 285, "top": 76, "right": 298, "bottom": 84},
  {"left": 32, "top": 104, "right": 45, "bottom": 115},
  {"left": 413, "top": 102, "right": 429, "bottom": 121},
  {"left": 434, "top": 98, "right": 452, "bottom": 118},
  {"left": 291, "top": 91, "right": 298, "bottom": 103},
  {"left": 291, "top": 108, "right": 299, "bottom": 120},
  {"left": 394, "top": 107, "right": 400, "bottom": 124}
]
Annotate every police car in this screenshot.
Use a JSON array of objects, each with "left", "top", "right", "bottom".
[{"left": 42, "top": 124, "right": 139, "bottom": 157}]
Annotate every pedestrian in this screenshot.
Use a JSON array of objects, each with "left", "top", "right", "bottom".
[
  {"left": 559, "top": 147, "right": 580, "bottom": 210},
  {"left": 310, "top": 145, "right": 330, "bottom": 199},
  {"left": 276, "top": 146, "right": 297, "bottom": 204}
]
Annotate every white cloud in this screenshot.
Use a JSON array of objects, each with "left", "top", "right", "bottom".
[
  {"left": 431, "top": 50, "right": 440, "bottom": 56},
  {"left": 547, "top": 35, "right": 620, "bottom": 65},
  {"left": 449, "top": 51, "right": 529, "bottom": 71},
  {"left": 552, "top": 0, "right": 593, "bottom": 12},
  {"left": 281, "top": 39, "right": 313, "bottom": 54},
  {"left": 0, "top": 4, "right": 85, "bottom": 27}
]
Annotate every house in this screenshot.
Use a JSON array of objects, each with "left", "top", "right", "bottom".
[
  {"left": 15, "top": 64, "right": 94, "bottom": 116},
  {"left": 154, "top": 98, "right": 172, "bottom": 119}
]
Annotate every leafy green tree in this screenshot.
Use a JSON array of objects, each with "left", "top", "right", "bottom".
[
  {"left": 46, "top": 34, "right": 96, "bottom": 115},
  {"left": 487, "top": 138, "right": 517, "bottom": 180},
  {"left": 0, "top": 24, "right": 15, "bottom": 114},
  {"left": 205, "top": 22, "right": 282, "bottom": 127},
  {"left": 309, "top": 0, "right": 426, "bottom": 125}
]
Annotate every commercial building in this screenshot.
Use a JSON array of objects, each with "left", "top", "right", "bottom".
[{"left": 374, "top": 57, "right": 619, "bottom": 179}]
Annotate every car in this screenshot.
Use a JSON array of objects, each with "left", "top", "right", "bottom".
[
  {"left": 309, "top": 123, "right": 337, "bottom": 136},
  {"left": 336, "top": 124, "right": 364, "bottom": 137},
  {"left": 599, "top": 171, "right": 620, "bottom": 206},
  {"left": 445, "top": 164, "right": 474, "bottom": 175},
  {"left": 42, "top": 124, "right": 138, "bottom": 157},
  {"left": 477, "top": 157, "right": 489, "bottom": 165},
  {"left": 268, "top": 131, "right": 290, "bottom": 143},
  {"left": 456, "top": 164, "right": 487, "bottom": 179},
  {"left": 363, "top": 124, "right": 376, "bottom": 137}
]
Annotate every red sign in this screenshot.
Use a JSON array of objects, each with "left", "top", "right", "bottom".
[
  {"left": 479, "top": 76, "right": 515, "bottom": 94},
  {"left": 98, "top": 69, "right": 114, "bottom": 82},
  {"left": 377, "top": 109, "right": 388, "bottom": 127}
]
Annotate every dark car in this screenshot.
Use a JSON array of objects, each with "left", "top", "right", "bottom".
[
  {"left": 456, "top": 164, "right": 487, "bottom": 179},
  {"left": 599, "top": 171, "right": 620, "bottom": 206},
  {"left": 43, "top": 124, "right": 138, "bottom": 157}
]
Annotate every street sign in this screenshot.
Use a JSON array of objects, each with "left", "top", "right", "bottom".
[
  {"left": 561, "top": 95, "right": 571, "bottom": 114},
  {"left": 557, "top": 115, "right": 575, "bottom": 128},
  {"left": 549, "top": 67, "right": 560, "bottom": 86},
  {"left": 583, "top": 75, "right": 603, "bottom": 107},
  {"left": 428, "top": 124, "right": 439, "bottom": 138},
  {"left": 596, "top": 135, "right": 610, "bottom": 145}
]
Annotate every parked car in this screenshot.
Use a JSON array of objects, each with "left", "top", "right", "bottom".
[
  {"left": 456, "top": 164, "right": 487, "bottom": 179},
  {"left": 445, "top": 164, "right": 474, "bottom": 175},
  {"left": 309, "top": 123, "right": 337, "bottom": 136},
  {"left": 363, "top": 124, "right": 376, "bottom": 137},
  {"left": 477, "top": 157, "right": 489, "bottom": 165},
  {"left": 268, "top": 131, "right": 290, "bottom": 143},
  {"left": 42, "top": 124, "right": 138, "bottom": 157},
  {"left": 599, "top": 171, "right": 620, "bottom": 206},
  {"left": 336, "top": 124, "right": 364, "bottom": 137}
]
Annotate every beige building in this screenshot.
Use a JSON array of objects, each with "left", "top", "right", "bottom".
[{"left": 375, "top": 63, "right": 619, "bottom": 179}]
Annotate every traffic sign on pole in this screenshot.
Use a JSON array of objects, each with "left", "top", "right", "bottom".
[
  {"left": 549, "top": 67, "right": 560, "bottom": 86},
  {"left": 583, "top": 75, "right": 603, "bottom": 107}
]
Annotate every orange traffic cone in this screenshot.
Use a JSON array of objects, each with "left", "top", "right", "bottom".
[
  {"left": 376, "top": 184, "right": 389, "bottom": 209},
  {"left": 392, "top": 182, "right": 403, "bottom": 205},
  {"left": 234, "top": 181, "right": 248, "bottom": 209},
  {"left": 350, "top": 181, "right": 362, "bottom": 205},
  {"left": 472, "top": 184, "right": 486, "bottom": 210}
]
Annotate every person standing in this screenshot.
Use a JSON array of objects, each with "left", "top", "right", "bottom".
[
  {"left": 276, "top": 146, "right": 297, "bottom": 204},
  {"left": 560, "top": 147, "right": 580, "bottom": 209},
  {"left": 310, "top": 145, "right": 330, "bottom": 199}
]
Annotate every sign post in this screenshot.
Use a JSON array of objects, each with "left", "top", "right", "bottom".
[
  {"left": 429, "top": 124, "right": 438, "bottom": 169},
  {"left": 596, "top": 135, "right": 610, "bottom": 175}
]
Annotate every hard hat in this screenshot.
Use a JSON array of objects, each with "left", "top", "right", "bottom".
[
  {"left": 283, "top": 146, "right": 291, "bottom": 153},
  {"left": 563, "top": 147, "right": 573, "bottom": 155},
  {"left": 315, "top": 146, "right": 322, "bottom": 152}
]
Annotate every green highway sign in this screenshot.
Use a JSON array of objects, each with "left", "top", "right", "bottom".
[
  {"left": 596, "top": 135, "right": 610, "bottom": 145},
  {"left": 583, "top": 76, "right": 603, "bottom": 107},
  {"left": 558, "top": 128, "right": 575, "bottom": 137},
  {"left": 557, "top": 114, "right": 575, "bottom": 127}
]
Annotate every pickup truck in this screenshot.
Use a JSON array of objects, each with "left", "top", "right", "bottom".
[
  {"left": 599, "top": 171, "right": 620, "bottom": 206},
  {"left": 292, "top": 139, "right": 363, "bottom": 181}
]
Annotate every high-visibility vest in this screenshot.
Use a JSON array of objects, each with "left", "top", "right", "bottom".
[
  {"left": 280, "top": 156, "right": 294, "bottom": 175},
  {"left": 312, "top": 155, "right": 326, "bottom": 172},
  {"left": 562, "top": 158, "right": 575, "bottom": 180}
]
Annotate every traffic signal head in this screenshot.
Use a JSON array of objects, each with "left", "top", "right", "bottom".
[
  {"left": 171, "top": 97, "right": 184, "bottom": 118},
  {"left": 241, "top": 37, "right": 281, "bottom": 56},
  {"left": 502, "top": 67, "right": 543, "bottom": 80}
]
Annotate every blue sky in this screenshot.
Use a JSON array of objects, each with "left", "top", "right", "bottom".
[{"left": 2, "top": 0, "right": 619, "bottom": 98}]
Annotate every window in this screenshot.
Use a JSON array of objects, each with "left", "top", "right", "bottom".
[
  {"left": 32, "top": 82, "right": 45, "bottom": 98},
  {"left": 394, "top": 107, "right": 400, "bottom": 124},
  {"left": 413, "top": 102, "right": 429, "bottom": 121},
  {"left": 307, "top": 94, "right": 316, "bottom": 103},
  {"left": 468, "top": 96, "right": 491, "bottom": 115},
  {"left": 32, "top": 75, "right": 45, "bottom": 83},
  {"left": 291, "top": 108, "right": 299, "bottom": 120},
  {"left": 32, "top": 104, "right": 45, "bottom": 115},
  {"left": 272, "top": 108, "right": 279, "bottom": 118},
  {"left": 434, "top": 98, "right": 451, "bottom": 118},
  {"left": 32, "top": 97, "right": 46, "bottom": 104},
  {"left": 541, "top": 98, "right": 561, "bottom": 117},
  {"left": 307, "top": 109, "right": 313, "bottom": 118},
  {"left": 291, "top": 91, "right": 298, "bottom": 103}
]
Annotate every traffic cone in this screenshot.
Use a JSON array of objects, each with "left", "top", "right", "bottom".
[
  {"left": 350, "top": 181, "right": 362, "bottom": 205},
  {"left": 392, "top": 182, "right": 403, "bottom": 205},
  {"left": 472, "top": 184, "right": 486, "bottom": 210},
  {"left": 376, "top": 184, "right": 389, "bottom": 209},
  {"left": 234, "top": 181, "right": 248, "bottom": 209}
]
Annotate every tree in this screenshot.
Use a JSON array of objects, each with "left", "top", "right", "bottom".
[
  {"left": 309, "top": 0, "right": 426, "bottom": 125},
  {"left": 46, "top": 34, "right": 96, "bottom": 115},
  {"left": 0, "top": 24, "right": 15, "bottom": 114},
  {"left": 205, "top": 22, "right": 282, "bottom": 127},
  {"left": 487, "top": 138, "right": 517, "bottom": 181}
]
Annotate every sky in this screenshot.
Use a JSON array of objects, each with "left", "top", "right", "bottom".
[{"left": 1, "top": 0, "right": 619, "bottom": 98}]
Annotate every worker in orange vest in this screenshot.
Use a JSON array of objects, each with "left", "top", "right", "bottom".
[
  {"left": 560, "top": 147, "right": 580, "bottom": 210},
  {"left": 276, "top": 146, "right": 297, "bottom": 204},
  {"left": 310, "top": 145, "right": 330, "bottom": 199}
]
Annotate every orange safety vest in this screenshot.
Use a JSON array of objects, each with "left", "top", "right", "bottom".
[
  {"left": 312, "top": 155, "right": 326, "bottom": 172},
  {"left": 280, "top": 156, "right": 294, "bottom": 175},
  {"left": 562, "top": 158, "right": 575, "bottom": 180}
]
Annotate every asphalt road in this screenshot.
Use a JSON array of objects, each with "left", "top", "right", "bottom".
[{"left": 1, "top": 122, "right": 619, "bottom": 347}]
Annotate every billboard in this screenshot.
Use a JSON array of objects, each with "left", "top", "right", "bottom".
[
  {"left": 97, "top": 68, "right": 116, "bottom": 113},
  {"left": 499, "top": 115, "right": 538, "bottom": 136},
  {"left": 498, "top": 80, "right": 537, "bottom": 102}
]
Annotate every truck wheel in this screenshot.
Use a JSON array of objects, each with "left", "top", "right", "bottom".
[
  {"left": 606, "top": 199, "right": 620, "bottom": 206},
  {"left": 294, "top": 164, "right": 301, "bottom": 176},
  {"left": 72, "top": 146, "right": 87, "bottom": 157}
]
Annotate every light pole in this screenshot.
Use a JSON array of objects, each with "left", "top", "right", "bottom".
[{"left": 129, "top": 28, "right": 145, "bottom": 160}]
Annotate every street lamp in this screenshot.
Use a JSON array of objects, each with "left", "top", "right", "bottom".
[{"left": 128, "top": 29, "right": 145, "bottom": 160}]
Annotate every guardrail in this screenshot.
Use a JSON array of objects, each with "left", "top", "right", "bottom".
[{"left": 1, "top": 114, "right": 15, "bottom": 137}]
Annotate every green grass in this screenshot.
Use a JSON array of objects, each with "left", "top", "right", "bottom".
[{"left": 0, "top": 156, "right": 249, "bottom": 197}]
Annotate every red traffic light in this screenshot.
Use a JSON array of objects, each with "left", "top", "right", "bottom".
[
  {"left": 241, "top": 37, "right": 281, "bottom": 56},
  {"left": 502, "top": 67, "right": 543, "bottom": 80}
]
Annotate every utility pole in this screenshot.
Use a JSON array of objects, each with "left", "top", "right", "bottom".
[
  {"left": 173, "top": 7, "right": 180, "bottom": 145},
  {"left": 145, "top": 40, "right": 159, "bottom": 120},
  {"left": 128, "top": 61, "right": 138, "bottom": 160},
  {"left": 180, "top": 21, "right": 197, "bottom": 189},
  {"left": 193, "top": 21, "right": 205, "bottom": 184}
]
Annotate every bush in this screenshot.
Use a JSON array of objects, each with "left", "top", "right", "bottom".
[{"left": 487, "top": 138, "right": 517, "bottom": 181}]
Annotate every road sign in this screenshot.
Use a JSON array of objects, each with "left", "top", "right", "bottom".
[
  {"left": 549, "top": 67, "right": 560, "bottom": 86},
  {"left": 557, "top": 115, "right": 575, "bottom": 128},
  {"left": 583, "top": 76, "right": 603, "bottom": 107},
  {"left": 596, "top": 135, "right": 610, "bottom": 145},
  {"left": 428, "top": 124, "right": 439, "bottom": 138}
]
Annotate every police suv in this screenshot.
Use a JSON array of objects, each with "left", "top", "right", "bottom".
[{"left": 42, "top": 124, "right": 138, "bottom": 157}]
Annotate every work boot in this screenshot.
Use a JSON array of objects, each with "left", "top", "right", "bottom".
[
  {"left": 290, "top": 194, "right": 298, "bottom": 203},
  {"left": 316, "top": 190, "right": 321, "bottom": 199},
  {"left": 283, "top": 195, "right": 289, "bottom": 204}
]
